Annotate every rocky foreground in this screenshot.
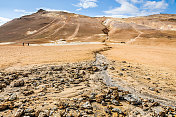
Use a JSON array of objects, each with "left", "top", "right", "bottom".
[{"left": 0, "top": 50, "right": 176, "bottom": 117}]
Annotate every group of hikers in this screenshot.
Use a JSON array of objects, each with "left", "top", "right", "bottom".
[{"left": 22, "top": 43, "right": 30, "bottom": 46}]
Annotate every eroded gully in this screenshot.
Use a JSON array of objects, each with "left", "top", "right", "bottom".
[{"left": 93, "top": 46, "right": 176, "bottom": 107}]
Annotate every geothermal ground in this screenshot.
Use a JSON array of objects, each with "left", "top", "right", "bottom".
[
  {"left": 0, "top": 11, "right": 176, "bottom": 117},
  {"left": 0, "top": 43, "right": 176, "bottom": 117}
]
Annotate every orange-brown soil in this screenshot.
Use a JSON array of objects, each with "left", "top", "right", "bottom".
[{"left": 0, "top": 44, "right": 104, "bottom": 70}]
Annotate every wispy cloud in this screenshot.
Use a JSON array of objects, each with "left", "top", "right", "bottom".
[
  {"left": 14, "top": 9, "right": 34, "bottom": 14},
  {"left": 143, "top": 0, "right": 168, "bottom": 10},
  {"left": 95, "top": 14, "right": 134, "bottom": 18},
  {"left": 36, "top": 7, "right": 71, "bottom": 13},
  {"left": 74, "top": 0, "right": 98, "bottom": 9},
  {"left": 130, "top": 0, "right": 143, "bottom": 3},
  {"left": 76, "top": 8, "right": 82, "bottom": 11},
  {"left": 0, "top": 17, "right": 11, "bottom": 26},
  {"left": 104, "top": 0, "right": 168, "bottom": 18}
]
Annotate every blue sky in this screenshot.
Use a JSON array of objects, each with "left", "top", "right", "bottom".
[{"left": 0, "top": 0, "right": 176, "bottom": 25}]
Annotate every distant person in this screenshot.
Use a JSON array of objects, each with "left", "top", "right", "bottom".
[
  {"left": 28, "top": 43, "right": 29, "bottom": 46},
  {"left": 23, "top": 43, "right": 24, "bottom": 46}
]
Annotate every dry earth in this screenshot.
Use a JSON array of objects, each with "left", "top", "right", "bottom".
[
  {"left": 0, "top": 44, "right": 176, "bottom": 117},
  {"left": 103, "top": 44, "right": 176, "bottom": 71},
  {"left": 0, "top": 10, "right": 176, "bottom": 117},
  {"left": 0, "top": 44, "right": 104, "bottom": 70}
]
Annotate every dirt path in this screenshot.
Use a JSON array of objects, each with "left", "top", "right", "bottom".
[
  {"left": 49, "top": 20, "right": 67, "bottom": 37},
  {"left": 126, "top": 24, "right": 143, "bottom": 44},
  {"left": 26, "top": 19, "right": 58, "bottom": 39},
  {"left": 67, "top": 23, "right": 80, "bottom": 40}
]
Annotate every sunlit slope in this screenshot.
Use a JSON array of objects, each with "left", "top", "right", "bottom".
[
  {"left": 0, "top": 10, "right": 176, "bottom": 46},
  {"left": 0, "top": 9, "right": 106, "bottom": 44}
]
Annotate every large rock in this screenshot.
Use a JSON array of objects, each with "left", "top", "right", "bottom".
[
  {"left": 23, "top": 90, "right": 34, "bottom": 96},
  {"left": 0, "top": 103, "right": 8, "bottom": 111},
  {"left": 111, "top": 90, "right": 119, "bottom": 100},
  {"left": 112, "top": 108, "right": 123, "bottom": 114},
  {"left": 14, "top": 108, "right": 24, "bottom": 117},
  {"left": 57, "top": 102, "right": 68, "bottom": 109},
  {"left": 82, "top": 101, "right": 92, "bottom": 109},
  {"left": 0, "top": 83, "right": 6, "bottom": 89},
  {"left": 95, "top": 94, "right": 105, "bottom": 103},
  {"left": 111, "top": 100, "right": 120, "bottom": 106},
  {"left": 8, "top": 93, "right": 17, "bottom": 101},
  {"left": 14, "top": 79, "right": 24, "bottom": 87}
]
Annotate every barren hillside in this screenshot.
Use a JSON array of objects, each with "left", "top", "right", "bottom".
[
  {"left": 0, "top": 9, "right": 107, "bottom": 44},
  {"left": 0, "top": 10, "right": 176, "bottom": 46},
  {"left": 103, "top": 14, "right": 176, "bottom": 46}
]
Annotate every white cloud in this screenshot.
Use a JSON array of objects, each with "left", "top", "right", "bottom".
[
  {"left": 104, "top": 0, "right": 138, "bottom": 15},
  {"left": 74, "top": 0, "right": 98, "bottom": 9},
  {"left": 130, "top": 0, "right": 143, "bottom": 3},
  {"left": 143, "top": 0, "right": 168, "bottom": 10},
  {"left": 76, "top": 8, "right": 82, "bottom": 11},
  {"left": 14, "top": 9, "right": 34, "bottom": 14},
  {"left": 14, "top": 9, "right": 26, "bottom": 13},
  {"left": 0, "top": 17, "right": 11, "bottom": 26},
  {"left": 36, "top": 7, "right": 70, "bottom": 13},
  {"left": 95, "top": 14, "right": 134, "bottom": 18},
  {"left": 104, "top": 0, "right": 168, "bottom": 18}
]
